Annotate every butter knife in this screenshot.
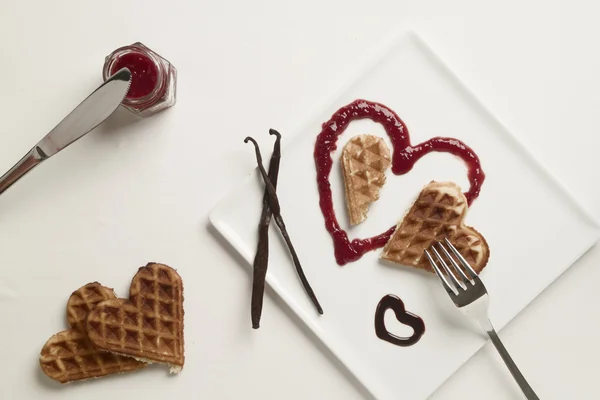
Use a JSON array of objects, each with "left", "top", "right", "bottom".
[{"left": 0, "top": 68, "right": 132, "bottom": 196}]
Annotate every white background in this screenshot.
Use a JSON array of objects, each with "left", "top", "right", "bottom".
[{"left": 0, "top": 1, "right": 599, "bottom": 399}]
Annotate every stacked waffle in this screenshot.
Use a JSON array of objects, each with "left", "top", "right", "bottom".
[
  {"left": 341, "top": 135, "right": 489, "bottom": 272},
  {"left": 40, "top": 263, "right": 184, "bottom": 383}
]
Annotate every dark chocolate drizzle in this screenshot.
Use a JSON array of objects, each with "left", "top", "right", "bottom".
[{"left": 374, "top": 294, "right": 425, "bottom": 347}]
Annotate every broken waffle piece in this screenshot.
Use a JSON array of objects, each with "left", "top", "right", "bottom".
[
  {"left": 39, "top": 283, "right": 145, "bottom": 383},
  {"left": 85, "top": 263, "right": 185, "bottom": 373},
  {"left": 341, "top": 134, "right": 391, "bottom": 225},
  {"left": 381, "top": 181, "right": 489, "bottom": 273}
]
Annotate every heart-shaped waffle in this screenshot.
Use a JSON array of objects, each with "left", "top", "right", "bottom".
[
  {"left": 381, "top": 181, "right": 489, "bottom": 273},
  {"left": 85, "top": 263, "right": 184, "bottom": 373},
  {"left": 39, "top": 283, "right": 145, "bottom": 383},
  {"left": 341, "top": 134, "right": 392, "bottom": 225}
]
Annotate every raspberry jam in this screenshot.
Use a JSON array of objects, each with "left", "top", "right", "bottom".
[
  {"left": 314, "top": 99, "right": 485, "bottom": 265},
  {"left": 111, "top": 52, "right": 158, "bottom": 99},
  {"left": 103, "top": 42, "right": 176, "bottom": 117}
]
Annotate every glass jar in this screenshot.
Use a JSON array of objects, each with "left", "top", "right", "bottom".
[{"left": 103, "top": 42, "right": 176, "bottom": 117}]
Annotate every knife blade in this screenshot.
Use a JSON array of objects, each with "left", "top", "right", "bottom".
[{"left": 0, "top": 68, "right": 132, "bottom": 196}]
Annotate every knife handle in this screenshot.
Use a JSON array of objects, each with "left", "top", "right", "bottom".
[{"left": 0, "top": 147, "right": 47, "bottom": 196}]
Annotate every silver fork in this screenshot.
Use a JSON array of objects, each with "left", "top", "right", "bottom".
[{"left": 425, "top": 238, "right": 539, "bottom": 400}]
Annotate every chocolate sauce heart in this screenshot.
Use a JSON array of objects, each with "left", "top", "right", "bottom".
[
  {"left": 314, "top": 99, "right": 485, "bottom": 265},
  {"left": 374, "top": 294, "right": 425, "bottom": 347}
]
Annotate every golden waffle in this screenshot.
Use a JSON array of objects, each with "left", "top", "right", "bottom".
[
  {"left": 341, "top": 134, "right": 391, "bottom": 225},
  {"left": 381, "top": 181, "right": 489, "bottom": 273},
  {"left": 39, "top": 283, "right": 145, "bottom": 383},
  {"left": 86, "top": 263, "right": 185, "bottom": 372}
]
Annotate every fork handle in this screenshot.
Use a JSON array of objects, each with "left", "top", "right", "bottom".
[{"left": 480, "top": 320, "right": 540, "bottom": 400}]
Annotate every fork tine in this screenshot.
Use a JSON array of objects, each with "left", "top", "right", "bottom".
[
  {"left": 431, "top": 246, "right": 465, "bottom": 290},
  {"left": 444, "top": 238, "right": 478, "bottom": 279},
  {"left": 436, "top": 242, "right": 473, "bottom": 286},
  {"left": 425, "top": 250, "right": 458, "bottom": 295}
]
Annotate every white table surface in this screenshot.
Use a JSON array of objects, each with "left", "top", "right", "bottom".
[{"left": 1, "top": 1, "right": 599, "bottom": 399}]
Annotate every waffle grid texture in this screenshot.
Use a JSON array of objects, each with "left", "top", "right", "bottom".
[
  {"left": 341, "top": 134, "right": 392, "bottom": 225},
  {"left": 381, "top": 181, "right": 489, "bottom": 273}
]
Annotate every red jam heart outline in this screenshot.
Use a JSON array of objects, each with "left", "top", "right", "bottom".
[
  {"left": 374, "top": 294, "right": 425, "bottom": 347},
  {"left": 314, "top": 99, "right": 485, "bottom": 265}
]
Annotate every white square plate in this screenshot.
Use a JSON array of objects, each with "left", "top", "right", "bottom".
[{"left": 209, "top": 32, "right": 599, "bottom": 400}]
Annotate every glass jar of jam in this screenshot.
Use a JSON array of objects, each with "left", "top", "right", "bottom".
[{"left": 103, "top": 42, "right": 176, "bottom": 117}]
